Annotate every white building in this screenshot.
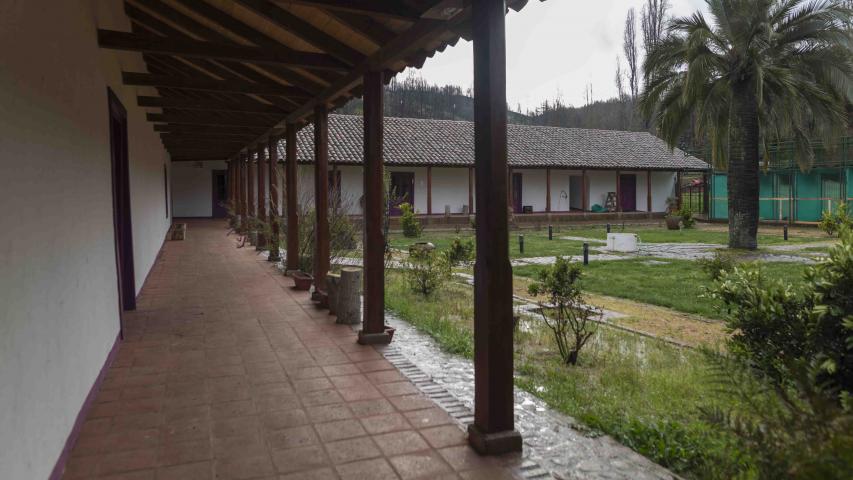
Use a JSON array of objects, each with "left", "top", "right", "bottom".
[{"left": 172, "top": 115, "right": 710, "bottom": 220}]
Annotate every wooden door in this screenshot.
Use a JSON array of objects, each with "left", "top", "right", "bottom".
[
  {"left": 211, "top": 170, "right": 228, "bottom": 218},
  {"left": 619, "top": 174, "right": 637, "bottom": 212},
  {"left": 108, "top": 88, "right": 136, "bottom": 320},
  {"left": 512, "top": 173, "right": 523, "bottom": 213}
]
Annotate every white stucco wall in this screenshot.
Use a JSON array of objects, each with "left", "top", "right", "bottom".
[
  {"left": 171, "top": 161, "right": 228, "bottom": 217},
  {"left": 651, "top": 171, "right": 677, "bottom": 212},
  {"left": 512, "top": 169, "right": 546, "bottom": 212},
  {"left": 0, "top": 2, "right": 172, "bottom": 478},
  {"left": 549, "top": 170, "right": 578, "bottom": 212},
  {"left": 430, "top": 167, "right": 471, "bottom": 214}
]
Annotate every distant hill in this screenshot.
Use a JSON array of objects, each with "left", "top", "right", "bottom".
[{"left": 337, "top": 75, "right": 647, "bottom": 132}]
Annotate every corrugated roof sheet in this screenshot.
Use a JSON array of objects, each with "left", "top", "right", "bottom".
[{"left": 290, "top": 114, "right": 710, "bottom": 170}]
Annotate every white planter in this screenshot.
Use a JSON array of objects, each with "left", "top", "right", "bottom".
[{"left": 606, "top": 233, "right": 639, "bottom": 252}]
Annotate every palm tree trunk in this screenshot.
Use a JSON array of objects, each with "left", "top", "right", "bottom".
[{"left": 727, "top": 83, "right": 760, "bottom": 250}]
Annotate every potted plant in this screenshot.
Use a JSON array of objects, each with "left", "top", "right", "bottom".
[
  {"left": 292, "top": 255, "right": 313, "bottom": 290},
  {"left": 664, "top": 197, "right": 681, "bottom": 230}
]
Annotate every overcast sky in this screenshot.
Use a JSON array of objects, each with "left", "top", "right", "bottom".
[{"left": 406, "top": 0, "right": 709, "bottom": 111}]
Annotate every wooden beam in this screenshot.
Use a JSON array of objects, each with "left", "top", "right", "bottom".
[
  {"left": 240, "top": 153, "right": 248, "bottom": 221},
  {"left": 98, "top": 29, "right": 346, "bottom": 71},
  {"left": 285, "top": 124, "right": 300, "bottom": 272},
  {"left": 647, "top": 170, "right": 652, "bottom": 212},
  {"left": 324, "top": 10, "right": 398, "bottom": 45},
  {"left": 358, "top": 70, "right": 390, "bottom": 344},
  {"left": 313, "top": 106, "right": 330, "bottom": 295},
  {"left": 160, "top": 133, "right": 258, "bottom": 142},
  {"left": 235, "top": 0, "right": 365, "bottom": 66},
  {"left": 123, "top": 72, "right": 308, "bottom": 97},
  {"left": 285, "top": 0, "right": 422, "bottom": 20},
  {"left": 170, "top": 0, "right": 330, "bottom": 94},
  {"left": 468, "top": 167, "right": 474, "bottom": 214},
  {"left": 153, "top": 124, "right": 267, "bottom": 135},
  {"left": 147, "top": 113, "right": 278, "bottom": 128},
  {"left": 268, "top": 135, "right": 282, "bottom": 261},
  {"left": 247, "top": 149, "right": 257, "bottom": 218},
  {"left": 257, "top": 145, "right": 268, "bottom": 248},
  {"left": 616, "top": 170, "right": 622, "bottom": 212},
  {"left": 468, "top": 0, "right": 520, "bottom": 455},
  {"left": 138, "top": 96, "right": 288, "bottom": 114},
  {"left": 427, "top": 166, "right": 433, "bottom": 215},
  {"left": 171, "top": 156, "right": 230, "bottom": 162},
  {"left": 545, "top": 167, "right": 551, "bottom": 213}
]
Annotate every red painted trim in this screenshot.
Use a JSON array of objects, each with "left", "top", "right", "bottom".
[{"left": 49, "top": 332, "right": 122, "bottom": 480}]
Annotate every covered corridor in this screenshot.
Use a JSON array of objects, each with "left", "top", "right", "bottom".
[{"left": 60, "top": 220, "right": 525, "bottom": 479}]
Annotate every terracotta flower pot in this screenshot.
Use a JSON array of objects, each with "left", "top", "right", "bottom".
[
  {"left": 665, "top": 216, "right": 682, "bottom": 230},
  {"left": 292, "top": 271, "right": 313, "bottom": 291}
]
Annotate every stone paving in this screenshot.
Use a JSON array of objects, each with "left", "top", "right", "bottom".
[
  {"left": 383, "top": 314, "right": 679, "bottom": 480},
  {"left": 60, "top": 220, "right": 534, "bottom": 480}
]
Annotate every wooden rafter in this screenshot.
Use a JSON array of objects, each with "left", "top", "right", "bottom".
[
  {"left": 138, "top": 96, "right": 287, "bottom": 114},
  {"left": 234, "top": 0, "right": 366, "bottom": 66},
  {"left": 98, "top": 29, "right": 347, "bottom": 71},
  {"left": 123, "top": 72, "right": 308, "bottom": 97},
  {"left": 285, "top": 0, "right": 423, "bottom": 21},
  {"left": 147, "top": 112, "right": 278, "bottom": 127}
]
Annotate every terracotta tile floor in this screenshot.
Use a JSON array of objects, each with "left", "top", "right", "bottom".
[{"left": 62, "top": 219, "right": 526, "bottom": 479}]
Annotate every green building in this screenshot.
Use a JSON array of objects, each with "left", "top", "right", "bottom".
[{"left": 709, "top": 137, "right": 853, "bottom": 223}]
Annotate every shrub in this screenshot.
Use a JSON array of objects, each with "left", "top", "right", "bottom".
[
  {"left": 698, "top": 250, "right": 737, "bottom": 281},
  {"left": 294, "top": 189, "right": 360, "bottom": 274},
  {"left": 404, "top": 249, "right": 450, "bottom": 296},
  {"left": 711, "top": 228, "right": 853, "bottom": 397},
  {"left": 527, "top": 256, "right": 599, "bottom": 365},
  {"left": 703, "top": 355, "right": 853, "bottom": 480},
  {"left": 400, "top": 202, "right": 422, "bottom": 238},
  {"left": 677, "top": 205, "right": 696, "bottom": 228},
  {"left": 446, "top": 237, "right": 474, "bottom": 265},
  {"left": 819, "top": 203, "right": 851, "bottom": 237}
]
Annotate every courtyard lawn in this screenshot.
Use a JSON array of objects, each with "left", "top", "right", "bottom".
[
  {"left": 553, "top": 224, "right": 824, "bottom": 245},
  {"left": 513, "top": 258, "right": 809, "bottom": 320},
  {"left": 388, "top": 230, "right": 586, "bottom": 258},
  {"left": 384, "top": 271, "right": 746, "bottom": 479}
]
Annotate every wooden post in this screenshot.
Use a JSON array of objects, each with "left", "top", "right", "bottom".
[
  {"left": 240, "top": 152, "right": 248, "bottom": 223},
  {"left": 358, "top": 70, "right": 392, "bottom": 344},
  {"left": 647, "top": 170, "right": 652, "bottom": 212},
  {"left": 615, "top": 169, "right": 622, "bottom": 212},
  {"left": 313, "top": 106, "right": 330, "bottom": 296},
  {"left": 426, "top": 166, "right": 433, "bottom": 215},
  {"left": 506, "top": 168, "right": 512, "bottom": 207},
  {"left": 675, "top": 170, "right": 683, "bottom": 209},
  {"left": 468, "top": 167, "right": 474, "bottom": 214},
  {"left": 545, "top": 167, "right": 551, "bottom": 213},
  {"left": 257, "top": 144, "right": 267, "bottom": 248},
  {"left": 468, "top": 0, "right": 521, "bottom": 455},
  {"left": 285, "top": 124, "right": 300, "bottom": 272},
  {"left": 581, "top": 169, "right": 588, "bottom": 211},
  {"left": 268, "top": 136, "right": 281, "bottom": 261},
  {"left": 247, "top": 149, "right": 256, "bottom": 221}
]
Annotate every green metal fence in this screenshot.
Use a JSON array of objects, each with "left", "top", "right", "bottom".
[{"left": 709, "top": 137, "right": 853, "bottom": 222}]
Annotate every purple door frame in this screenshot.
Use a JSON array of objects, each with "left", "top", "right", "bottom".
[{"left": 619, "top": 174, "right": 637, "bottom": 212}]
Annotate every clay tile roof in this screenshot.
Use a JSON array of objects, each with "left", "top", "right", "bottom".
[{"left": 292, "top": 114, "right": 710, "bottom": 171}]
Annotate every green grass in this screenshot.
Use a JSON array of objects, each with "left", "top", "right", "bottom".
[
  {"left": 514, "top": 259, "right": 809, "bottom": 320},
  {"left": 388, "top": 230, "right": 585, "bottom": 258},
  {"left": 555, "top": 225, "right": 823, "bottom": 245},
  {"left": 384, "top": 271, "right": 747, "bottom": 479}
]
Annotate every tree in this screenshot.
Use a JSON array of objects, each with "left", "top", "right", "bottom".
[
  {"left": 641, "top": 0, "right": 670, "bottom": 58},
  {"left": 640, "top": 0, "right": 852, "bottom": 249},
  {"left": 623, "top": 8, "right": 640, "bottom": 99}
]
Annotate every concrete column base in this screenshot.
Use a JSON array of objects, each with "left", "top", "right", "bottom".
[
  {"left": 467, "top": 424, "right": 522, "bottom": 455},
  {"left": 357, "top": 330, "right": 392, "bottom": 345}
]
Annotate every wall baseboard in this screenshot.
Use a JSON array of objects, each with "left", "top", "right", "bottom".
[{"left": 48, "top": 332, "right": 121, "bottom": 480}]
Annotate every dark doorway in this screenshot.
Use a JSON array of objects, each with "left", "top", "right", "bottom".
[
  {"left": 212, "top": 170, "right": 228, "bottom": 218},
  {"left": 390, "top": 172, "right": 415, "bottom": 215},
  {"left": 619, "top": 174, "right": 637, "bottom": 211},
  {"left": 512, "top": 173, "right": 523, "bottom": 213},
  {"left": 108, "top": 88, "right": 136, "bottom": 318}
]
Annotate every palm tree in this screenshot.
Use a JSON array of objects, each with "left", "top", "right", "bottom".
[{"left": 640, "top": 0, "right": 852, "bottom": 249}]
